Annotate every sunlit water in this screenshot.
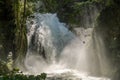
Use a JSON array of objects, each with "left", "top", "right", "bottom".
[
  {"left": 24, "top": 13, "right": 111, "bottom": 80},
  {"left": 46, "top": 69, "right": 110, "bottom": 80}
]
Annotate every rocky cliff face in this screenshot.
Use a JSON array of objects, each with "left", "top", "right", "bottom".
[{"left": 96, "top": 2, "right": 120, "bottom": 79}]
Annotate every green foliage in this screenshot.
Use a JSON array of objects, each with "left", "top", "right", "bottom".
[
  {"left": 0, "top": 52, "right": 14, "bottom": 75},
  {"left": 40, "top": 73, "right": 47, "bottom": 80},
  {"left": 0, "top": 73, "right": 47, "bottom": 80},
  {"left": 0, "top": 60, "right": 9, "bottom": 75},
  {"left": 35, "top": 0, "right": 106, "bottom": 25}
]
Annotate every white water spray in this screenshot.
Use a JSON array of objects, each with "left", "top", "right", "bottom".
[
  {"left": 24, "top": 12, "right": 111, "bottom": 80},
  {"left": 25, "top": 13, "right": 75, "bottom": 73}
]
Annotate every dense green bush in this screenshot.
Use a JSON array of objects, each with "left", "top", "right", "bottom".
[{"left": 0, "top": 73, "right": 46, "bottom": 80}]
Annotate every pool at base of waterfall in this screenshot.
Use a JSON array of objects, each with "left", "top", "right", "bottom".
[{"left": 46, "top": 69, "right": 110, "bottom": 80}]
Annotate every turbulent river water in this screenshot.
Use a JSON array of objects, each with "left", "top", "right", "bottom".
[{"left": 24, "top": 13, "right": 111, "bottom": 80}]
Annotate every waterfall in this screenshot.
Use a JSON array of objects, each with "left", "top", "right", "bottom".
[
  {"left": 25, "top": 13, "right": 75, "bottom": 73},
  {"left": 23, "top": 7, "right": 111, "bottom": 80},
  {"left": 59, "top": 28, "right": 111, "bottom": 76}
]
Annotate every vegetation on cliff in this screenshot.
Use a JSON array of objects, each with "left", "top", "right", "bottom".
[{"left": 0, "top": 0, "right": 120, "bottom": 79}]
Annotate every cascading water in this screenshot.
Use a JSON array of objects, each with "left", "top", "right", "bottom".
[
  {"left": 24, "top": 10, "right": 111, "bottom": 80},
  {"left": 25, "top": 13, "right": 75, "bottom": 73}
]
